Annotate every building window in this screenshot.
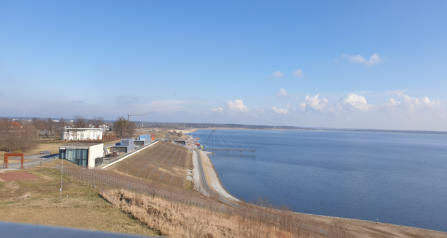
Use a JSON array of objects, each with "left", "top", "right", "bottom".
[{"left": 60, "top": 148, "right": 89, "bottom": 167}]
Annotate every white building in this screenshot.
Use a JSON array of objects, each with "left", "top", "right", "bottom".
[
  {"left": 98, "top": 124, "right": 110, "bottom": 132},
  {"left": 63, "top": 128, "right": 103, "bottom": 141},
  {"left": 59, "top": 142, "right": 104, "bottom": 169}
]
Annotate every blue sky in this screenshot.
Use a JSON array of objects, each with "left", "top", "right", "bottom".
[{"left": 1, "top": 0, "right": 447, "bottom": 130}]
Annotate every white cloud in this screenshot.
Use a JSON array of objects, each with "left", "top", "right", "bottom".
[
  {"left": 227, "top": 99, "right": 248, "bottom": 112},
  {"left": 293, "top": 69, "right": 303, "bottom": 78},
  {"left": 272, "top": 71, "right": 284, "bottom": 79},
  {"left": 300, "top": 94, "right": 329, "bottom": 111},
  {"left": 211, "top": 106, "right": 224, "bottom": 113},
  {"left": 272, "top": 106, "right": 288, "bottom": 115},
  {"left": 343, "top": 53, "right": 382, "bottom": 66},
  {"left": 386, "top": 98, "right": 401, "bottom": 107},
  {"left": 388, "top": 91, "right": 441, "bottom": 112},
  {"left": 339, "top": 93, "right": 372, "bottom": 111},
  {"left": 278, "top": 88, "right": 288, "bottom": 97}
]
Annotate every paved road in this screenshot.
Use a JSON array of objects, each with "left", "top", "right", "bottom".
[
  {"left": 193, "top": 150, "right": 211, "bottom": 196},
  {"left": 3, "top": 154, "right": 58, "bottom": 170},
  {"left": 193, "top": 149, "right": 239, "bottom": 207}
]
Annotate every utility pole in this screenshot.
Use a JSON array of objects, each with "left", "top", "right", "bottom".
[
  {"left": 59, "top": 157, "right": 63, "bottom": 199},
  {"left": 127, "top": 113, "right": 149, "bottom": 124}
]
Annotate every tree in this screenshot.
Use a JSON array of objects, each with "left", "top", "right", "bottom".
[
  {"left": 58, "top": 118, "right": 66, "bottom": 128},
  {"left": 55, "top": 118, "right": 66, "bottom": 138},
  {"left": 32, "top": 118, "right": 45, "bottom": 130},
  {"left": 0, "top": 120, "right": 37, "bottom": 152},
  {"left": 46, "top": 118, "right": 56, "bottom": 137},
  {"left": 91, "top": 117, "right": 104, "bottom": 128},
  {"left": 32, "top": 118, "right": 54, "bottom": 137},
  {"left": 113, "top": 117, "right": 136, "bottom": 138},
  {"left": 73, "top": 116, "right": 88, "bottom": 128}
]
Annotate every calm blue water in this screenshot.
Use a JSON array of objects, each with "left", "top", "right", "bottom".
[{"left": 192, "top": 129, "right": 447, "bottom": 232}]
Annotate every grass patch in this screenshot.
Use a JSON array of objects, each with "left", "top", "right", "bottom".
[{"left": 0, "top": 165, "right": 157, "bottom": 237}]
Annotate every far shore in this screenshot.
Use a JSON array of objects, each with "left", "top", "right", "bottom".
[{"left": 182, "top": 126, "right": 447, "bottom": 136}]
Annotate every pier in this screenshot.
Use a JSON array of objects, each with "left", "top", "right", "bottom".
[
  {"left": 205, "top": 147, "right": 256, "bottom": 152},
  {"left": 200, "top": 130, "right": 256, "bottom": 155}
]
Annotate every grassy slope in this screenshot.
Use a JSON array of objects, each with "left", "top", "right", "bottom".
[{"left": 0, "top": 162, "right": 157, "bottom": 237}]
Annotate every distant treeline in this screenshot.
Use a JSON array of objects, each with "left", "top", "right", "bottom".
[
  {"left": 4, "top": 117, "right": 446, "bottom": 135},
  {"left": 142, "top": 122, "right": 447, "bottom": 135},
  {"left": 141, "top": 122, "right": 302, "bottom": 130}
]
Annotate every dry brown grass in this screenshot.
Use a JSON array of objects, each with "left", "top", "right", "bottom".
[
  {"left": 23, "top": 142, "right": 62, "bottom": 155},
  {"left": 111, "top": 142, "right": 192, "bottom": 188},
  {"left": 0, "top": 164, "right": 157, "bottom": 237},
  {"left": 101, "top": 189, "right": 309, "bottom": 238},
  {"left": 101, "top": 188, "right": 447, "bottom": 238}
]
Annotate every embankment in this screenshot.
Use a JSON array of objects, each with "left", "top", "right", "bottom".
[{"left": 198, "top": 150, "right": 239, "bottom": 202}]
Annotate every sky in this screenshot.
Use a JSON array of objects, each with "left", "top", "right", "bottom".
[{"left": 1, "top": 0, "right": 447, "bottom": 131}]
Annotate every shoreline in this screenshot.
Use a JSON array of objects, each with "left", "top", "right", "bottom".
[
  {"left": 186, "top": 132, "right": 447, "bottom": 236},
  {"left": 194, "top": 146, "right": 447, "bottom": 235},
  {"left": 198, "top": 150, "right": 239, "bottom": 202}
]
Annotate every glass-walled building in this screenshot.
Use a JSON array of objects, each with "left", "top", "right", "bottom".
[
  {"left": 59, "top": 142, "right": 104, "bottom": 169},
  {"left": 59, "top": 148, "right": 88, "bottom": 167}
]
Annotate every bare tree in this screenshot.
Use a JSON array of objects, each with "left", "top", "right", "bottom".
[
  {"left": 91, "top": 117, "right": 104, "bottom": 128},
  {"left": 113, "top": 117, "right": 136, "bottom": 138},
  {"left": 55, "top": 118, "right": 66, "bottom": 138},
  {"left": 0, "top": 120, "right": 37, "bottom": 152},
  {"left": 73, "top": 116, "right": 88, "bottom": 128},
  {"left": 32, "top": 118, "right": 45, "bottom": 130}
]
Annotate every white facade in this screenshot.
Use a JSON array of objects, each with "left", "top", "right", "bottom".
[
  {"left": 63, "top": 128, "right": 103, "bottom": 141},
  {"left": 87, "top": 143, "right": 104, "bottom": 169}
]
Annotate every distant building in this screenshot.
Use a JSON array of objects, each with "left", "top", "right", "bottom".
[
  {"left": 98, "top": 124, "right": 110, "bottom": 132},
  {"left": 111, "top": 138, "right": 136, "bottom": 153},
  {"left": 134, "top": 134, "right": 151, "bottom": 146},
  {"left": 59, "top": 142, "right": 104, "bottom": 169},
  {"left": 63, "top": 128, "right": 103, "bottom": 141},
  {"left": 6, "top": 121, "right": 23, "bottom": 129}
]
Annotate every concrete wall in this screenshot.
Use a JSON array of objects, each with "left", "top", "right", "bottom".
[
  {"left": 63, "top": 128, "right": 103, "bottom": 141},
  {"left": 88, "top": 143, "right": 104, "bottom": 169}
]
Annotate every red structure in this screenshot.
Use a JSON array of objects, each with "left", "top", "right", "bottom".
[{"left": 3, "top": 153, "right": 24, "bottom": 169}]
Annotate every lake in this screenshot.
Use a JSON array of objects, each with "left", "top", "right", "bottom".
[{"left": 192, "top": 129, "right": 447, "bottom": 232}]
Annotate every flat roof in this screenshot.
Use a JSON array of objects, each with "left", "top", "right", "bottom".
[
  {"left": 65, "top": 128, "right": 102, "bottom": 130},
  {"left": 60, "top": 142, "right": 103, "bottom": 149}
]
